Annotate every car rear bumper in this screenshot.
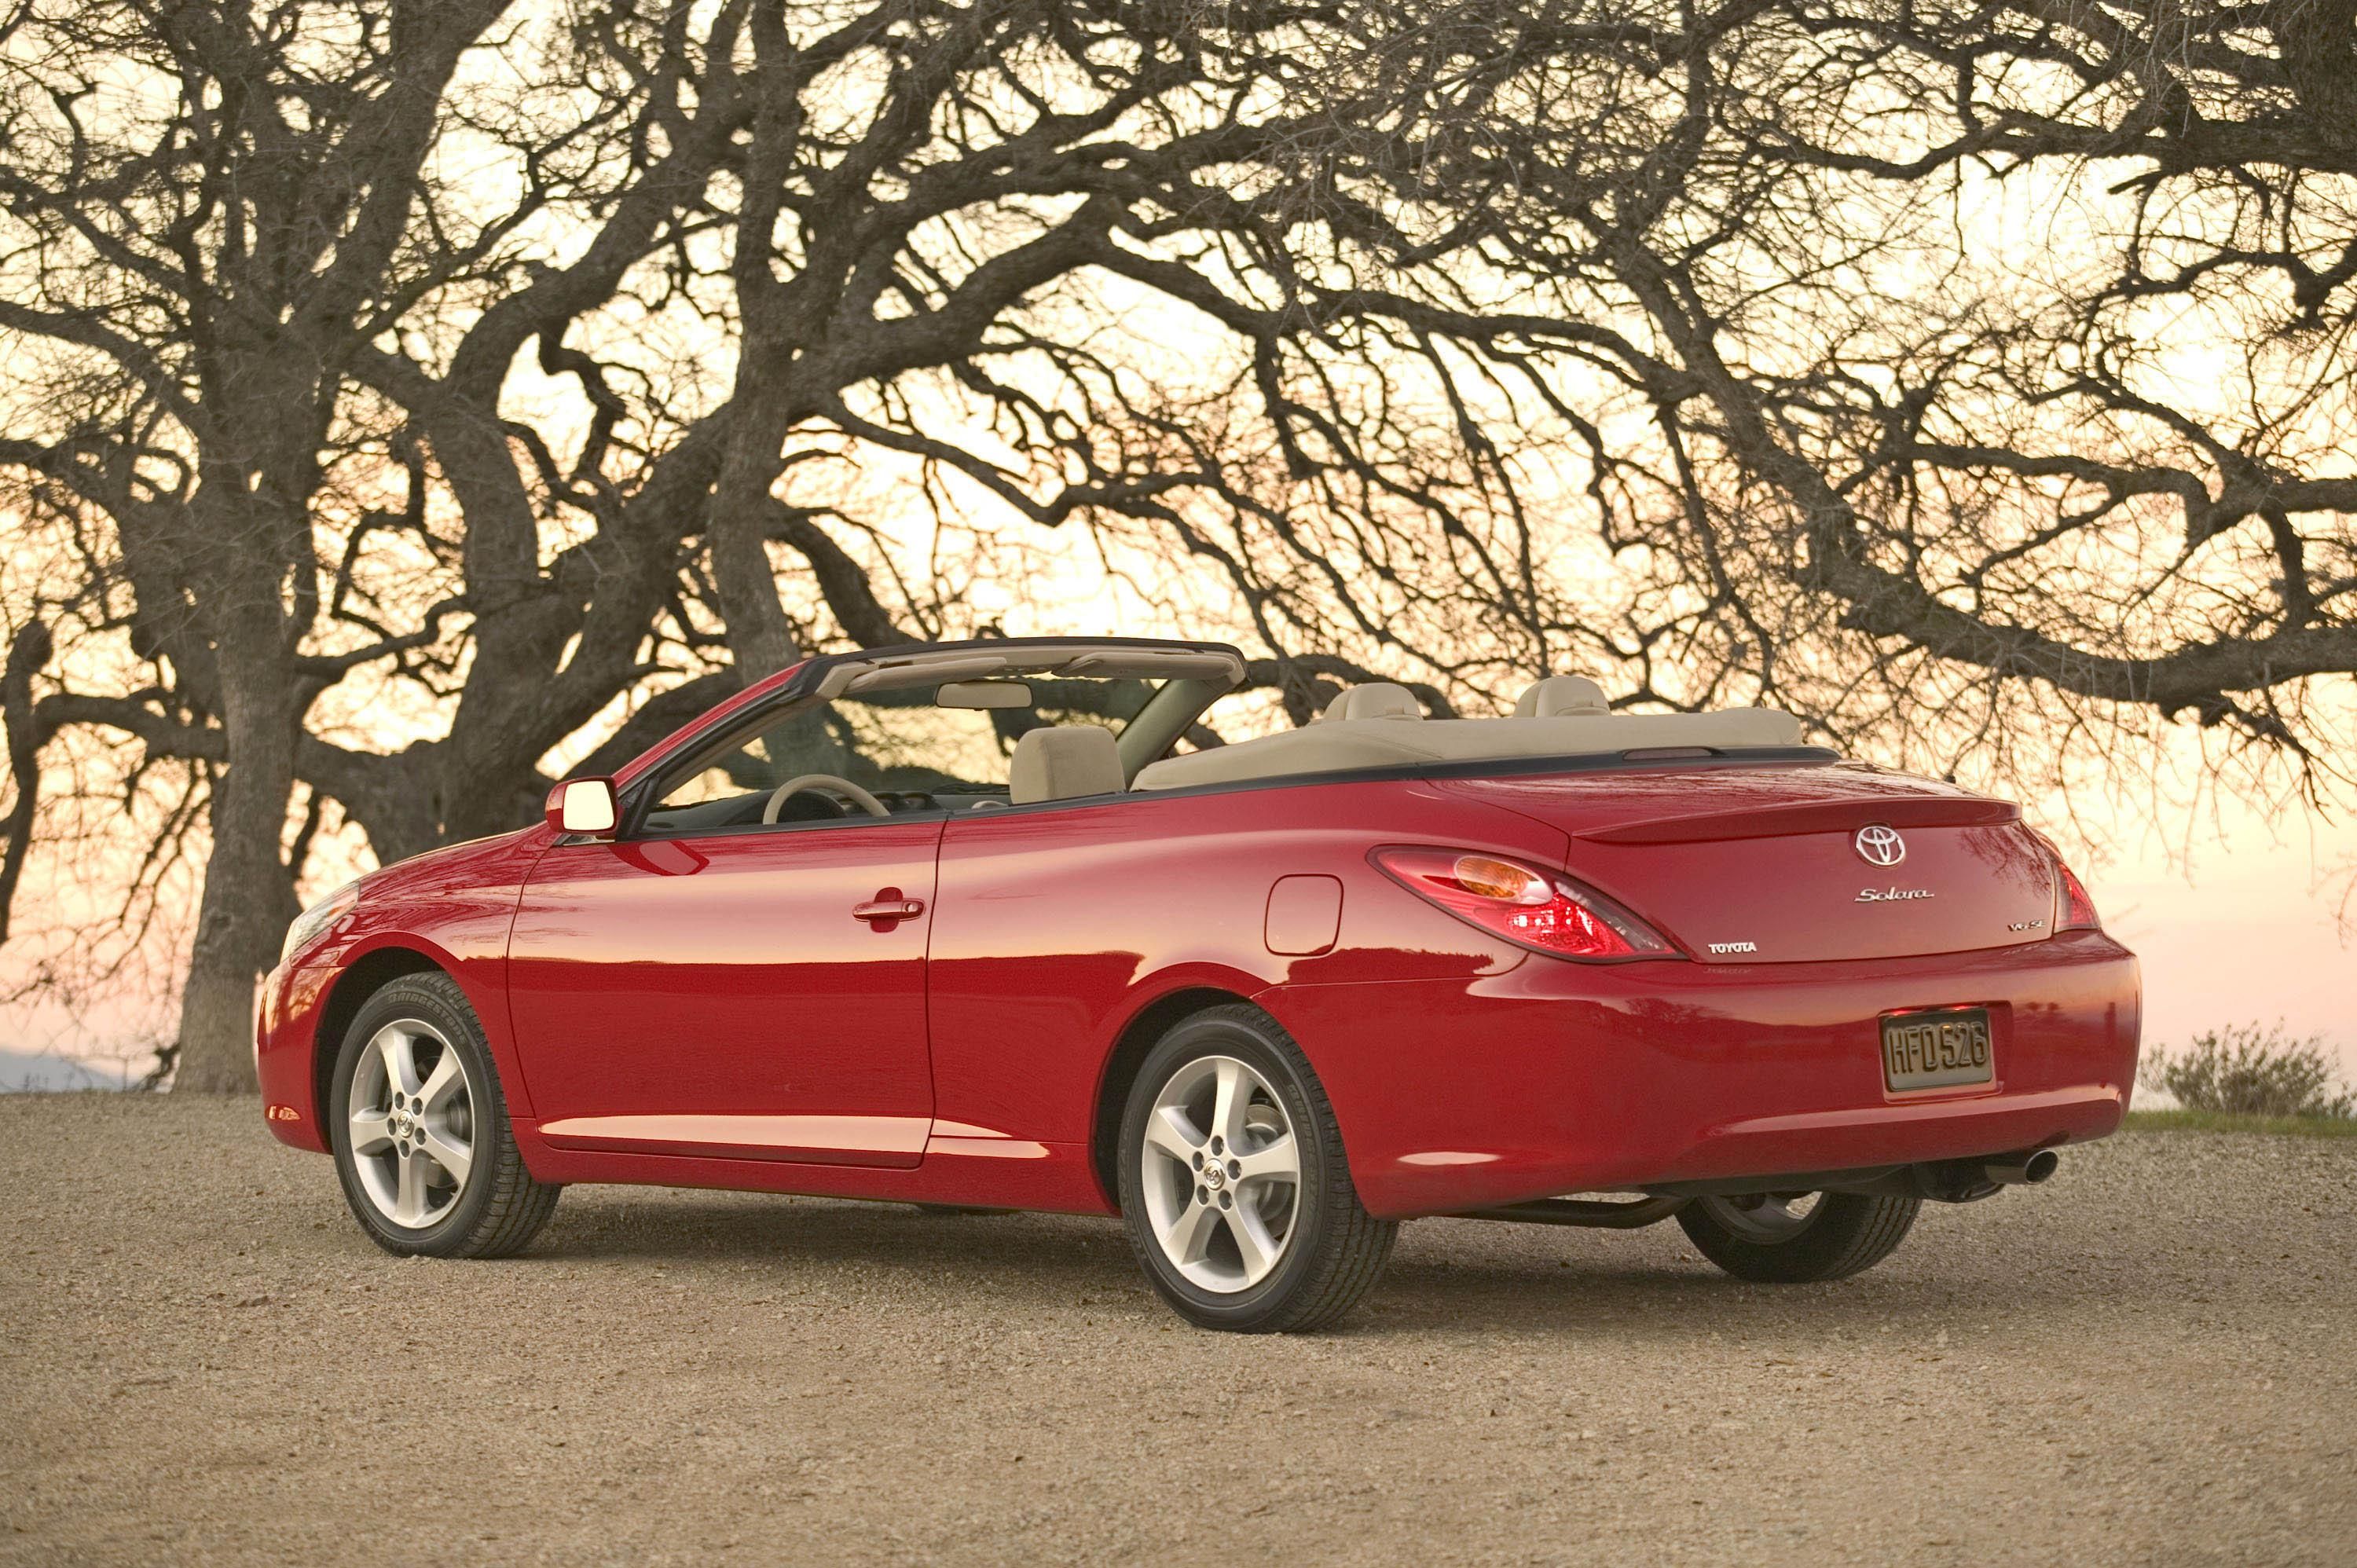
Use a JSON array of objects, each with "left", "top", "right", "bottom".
[{"left": 1259, "top": 932, "right": 2141, "bottom": 1219}]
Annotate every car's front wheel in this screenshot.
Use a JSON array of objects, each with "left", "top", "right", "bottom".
[
  {"left": 1117, "top": 1005, "right": 1396, "bottom": 1332},
  {"left": 1675, "top": 1189, "right": 1919, "bottom": 1283},
  {"left": 328, "top": 973, "right": 559, "bottom": 1258}
]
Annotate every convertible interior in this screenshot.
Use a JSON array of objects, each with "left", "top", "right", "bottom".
[
  {"left": 632, "top": 642, "right": 1806, "bottom": 837},
  {"left": 1129, "top": 677, "right": 1802, "bottom": 792}
]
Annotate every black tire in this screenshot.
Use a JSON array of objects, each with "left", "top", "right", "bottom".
[
  {"left": 1675, "top": 1191, "right": 1919, "bottom": 1283},
  {"left": 328, "top": 972, "right": 560, "bottom": 1258},
  {"left": 1116, "top": 1004, "right": 1396, "bottom": 1332}
]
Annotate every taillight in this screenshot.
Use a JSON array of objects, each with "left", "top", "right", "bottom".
[
  {"left": 1369, "top": 846, "right": 1679, "bottom": 962},
  {"left": 2028, "top": 828, "right": 2102, "bottom": 932},
  {"left": 2054, "top": 859, "right": 2100, "bottom": 932}
]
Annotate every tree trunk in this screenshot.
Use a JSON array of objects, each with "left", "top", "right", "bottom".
[
  {"left": 708, "top": 393, "right": 805, "bottom": 684},
  {"left": 173, "top": 645, "right": 302, "bottom": 1093},
  {"left": 701, "top": 396, "right": 856, "bottom": 775}
]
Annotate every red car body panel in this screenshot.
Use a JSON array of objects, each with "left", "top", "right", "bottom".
[
  {"left": 507, "top": 819, "right": 944, "bottom": 1167},
  {"left": 1434, "top": 769, "right": 2060, "bottom": 965},
  {"left": 923, "top": 781, "right": 1548, "bottom": 1145},
  {"left": 256, "top": 830, "right": 548, "bottom": 1156},
  {"left": 1264, "top": 935, "right": 2135, "bottom": 1214},
  {"left": 258, "top": 657, "right": 2142, "bottom": 1222}
]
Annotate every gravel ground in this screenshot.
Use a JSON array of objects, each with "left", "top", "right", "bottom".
[{"left": 3, "top": 1094, "right": 2353, "bottom": 1566}]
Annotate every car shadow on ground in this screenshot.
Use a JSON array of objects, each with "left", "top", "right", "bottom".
[{"left": 473, "top": 1188, "right": 2113, "bottom": 1341}]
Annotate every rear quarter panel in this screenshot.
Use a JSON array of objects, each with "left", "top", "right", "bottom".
[{"left": 926, "top": 778, "right": 1564, "bottom": 1166}]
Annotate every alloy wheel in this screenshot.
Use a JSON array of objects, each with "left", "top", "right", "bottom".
[
  {"left": 345, "top": 1018, "right": 476, "bottom": 1229},
  {"left": 1138, "top": 1054, "right": 1301, "bottom": 1291},
  {"left": 1696, "top": 1190, "right": 1824, "bottom": 1245}
]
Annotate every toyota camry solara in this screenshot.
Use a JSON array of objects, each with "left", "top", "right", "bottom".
[{"left": 258, "top": 636, "right": 2141, "bottom": 1331}]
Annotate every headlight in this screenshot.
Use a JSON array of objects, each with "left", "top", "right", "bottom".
[{"left": 281, "top": 881, "right": 361, "bottom": 964}]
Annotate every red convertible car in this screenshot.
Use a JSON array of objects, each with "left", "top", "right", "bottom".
[{"left": 258, "top": 636, "right": 2140, "bottom": 1331}]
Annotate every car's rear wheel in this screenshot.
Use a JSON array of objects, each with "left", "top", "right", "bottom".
[
  {"left": 1675, "top": 1189, "right": 1918, "bottom": 1283},
  {"left": 1117, "top": 1005, "right": 1395, "bottom": 1332},
  {"left": 328, "top": 973, "right": 559, "bottom": 1258}
]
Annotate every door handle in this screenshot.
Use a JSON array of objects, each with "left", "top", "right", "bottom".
[{"left": 852, "top": 888, "right": 926, "bottom": 927}]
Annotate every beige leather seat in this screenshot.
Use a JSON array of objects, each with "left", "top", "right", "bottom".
[
  {"left": 1512, "top": 675, "right": 1610, "bottom": 717},
  {"left": 1009, "top": 724, "right": 1124, "bottom": 804},
  {"left": 1316, "top": 682, "right": 1424, "bottom": 722}
]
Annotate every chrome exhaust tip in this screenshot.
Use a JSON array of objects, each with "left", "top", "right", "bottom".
[{"left": 1985, "top": 1149, "right": 2060, "bottom": 1185}]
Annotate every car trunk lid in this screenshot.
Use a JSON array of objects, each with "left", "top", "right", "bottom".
[{"left": 1437, "top": 762, "right": 2059, "bottom": 964}]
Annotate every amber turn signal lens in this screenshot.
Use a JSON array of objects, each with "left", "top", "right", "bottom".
[{"left": 1452, "top": 854, "right": 1551, "bottom": 904}]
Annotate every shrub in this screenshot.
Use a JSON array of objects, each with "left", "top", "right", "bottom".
[{"left": 2139, "top": 1023, "right": 2355, "bottom": 1119}]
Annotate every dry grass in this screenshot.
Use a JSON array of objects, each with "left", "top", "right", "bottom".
[
  {"left": 2137, "top": 1023, "right": 2354, "bottom": 1119},
  {"left": 2124, "top": 1108, "right": 2357, "bottom": 1138}
]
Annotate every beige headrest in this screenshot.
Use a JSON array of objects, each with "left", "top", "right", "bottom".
[
  {"left": 1513, "top": 675, "right": 1610, "bottom": 718},
  {"left": 1316, "top": 683, "right": 1424, "bottom": 723},
  {"left": 1008, "top": 724, "right": 1124, "bottom": 804}
]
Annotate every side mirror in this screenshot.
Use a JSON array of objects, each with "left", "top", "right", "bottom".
[{"left": 546, "top": 776, "right": 618, "bottom": 837}]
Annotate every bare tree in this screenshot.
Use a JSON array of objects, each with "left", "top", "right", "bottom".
[
  {"left": 1299, "top": 0, "right": 2356, "bottom": 789},
  {"left": 2, "top": 0, "right": 1715, "bottom": 1087},
  {"left": 1732, "top": 0, "right": 2357, "bottom": 761},
  {"left": 1, "top": 0, "right": 548, "bottom": 1087},
  {"left": 20, "top": 0, "right": 2338, "bottom": 1091},
  {"left": 0, "top": 0, "right": 804, "bottom": 1086}
]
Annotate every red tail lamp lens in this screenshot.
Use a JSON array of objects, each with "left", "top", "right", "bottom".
[
  {"left": 2055, "top": 860, "right": 2100, "bottom": 932},
  {"left": 2027, "top": 827, "right": 2102, "bottom": 934},
  {"left": 1371, "top": 847, "right": 1678, "bottom": 961}
]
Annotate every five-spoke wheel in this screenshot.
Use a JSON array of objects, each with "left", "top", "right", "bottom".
[
  {"left": 346, "top": 1018, "right": 476, "bottom": 1229},
  {"left": 328, "top": 972, "right": 560, "bottom": 1258},
  {"left": 1118, "top": 1005, "right": 1396, "bottom": 1332},
  {"left": 1138, "top": 1054, "right": 1302, "bottom": 1291}
]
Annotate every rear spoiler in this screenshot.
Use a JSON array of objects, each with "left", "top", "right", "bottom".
[{"left": 1579, "top": 797, "right": 2019, "bottom": 845}]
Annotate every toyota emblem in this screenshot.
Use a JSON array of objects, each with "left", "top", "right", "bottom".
[{"left": 1855, "top": 824, "right": 1907, "bottom": 866}]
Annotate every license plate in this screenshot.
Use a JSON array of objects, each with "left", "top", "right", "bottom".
[{"left": 1880, "top": 1006, "right": 1994, "bottom": 1093}]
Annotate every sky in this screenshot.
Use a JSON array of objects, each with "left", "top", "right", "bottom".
[{"left": 2091, "top": 801, "right": 2353, "bottom": 1073}]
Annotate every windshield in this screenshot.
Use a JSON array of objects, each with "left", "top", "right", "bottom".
[{"left": 638, "top": 676, "right": 1164, "bottom": 837}]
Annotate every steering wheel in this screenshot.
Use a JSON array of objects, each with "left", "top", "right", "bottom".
[{"left": 761, "top": 773, "right": 892, "bottom": 824}]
